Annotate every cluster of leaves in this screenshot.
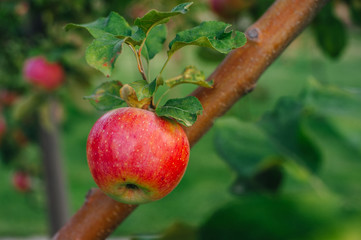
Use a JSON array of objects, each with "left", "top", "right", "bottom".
[
  {"left": 66, "top": 2, "right": 246, "bottom": 127},
  {"left": 214, "top": 78, "right": 361, "bottom": 195},
  {"left": 208, "top": 0, "right": 360, "bottom": 60}
]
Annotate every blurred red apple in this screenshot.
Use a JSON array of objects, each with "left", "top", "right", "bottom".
[
  {"left": 0, "top": 90, "right": 19, "bottom": 107},
  {"left": 209, "top": 0, "right": 255, "bottom": 19},
  {"left": 23, "top": 56, "right": 65, "bottom": 91},
  {"left": 12, "top": 171, "right": 32, "bottom": 193},
  {"left": 87, "top": 107, "right": 190, "bottom": 204}
]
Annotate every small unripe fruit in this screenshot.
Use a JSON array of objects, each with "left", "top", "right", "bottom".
[
  {"left": 23, "top": 56, "right": 65, "bottom": 91},
  {"left": 86, "top": 107, "right": 190, "bottom": 204}
]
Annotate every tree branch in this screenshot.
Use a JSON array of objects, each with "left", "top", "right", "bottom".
[{"left": 54, "top": 0, "right": 329, "bottom": 239}]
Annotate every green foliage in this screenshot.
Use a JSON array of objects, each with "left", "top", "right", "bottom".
[
  {"left": 67, "top": 2, "right": 246, "bottom": 127},
  {"left": 134, "top": 2, "right": 193, "bottom": 33},
  {"left": 199, "top": 195, "right": 340, "bottom": 240},
  {"left": 168, "top": 21, "right": 246, "bottom": 56},
  {"left": 65, "top": 12, "right": 133, "bottom": 38},
  {"left": 143, "top": 25, "right": 167, "bottom": 60},
  {"left": 312, "top": 3, "right": 348, "bottom": 59},
  {"left": 83, "top": 80, "right": 124, "bottom": 111},
  {"left": 156, "top": 96, "right": 203, "bottom": 127},
  {"left": 164, "top": 66, "right": 213, "bottom": 88},
  {"left": 214, "top": 79, "right": 361, "bottom": 195},
  {"left": 128, "top": 80, "right": 154, "bottom": 101}
]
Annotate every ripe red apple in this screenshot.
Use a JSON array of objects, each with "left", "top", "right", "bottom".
[
  {"left": 23, "top": 56, "right": 65, "bottom": 91},
  {"left": 209, "top": 0, "right": 255, "bottom": 19},
  {"left": 12, "top": 171, "right": 32, "bottom": 193},
  {"left": 86, "top": 107, "right": 190, "bottom": 204}
]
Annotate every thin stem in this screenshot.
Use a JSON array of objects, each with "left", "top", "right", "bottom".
[
  {"left": 158, "top": 54, "right": 172, "bottom": 77},
  {"left": 128, "top": 44, "right": 147, "bottom": 81}
]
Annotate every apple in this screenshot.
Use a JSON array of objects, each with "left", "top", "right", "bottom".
[
  {"left": 23, "top": 56, "right": 65, "bottom": 91},
  {"left": 0, "top": 90, "right": 19, "bottom": 107},
  {"left": 12, "top": 171, "right": 32, "bottom": 193},
  {"left": 86, "top": 107, "right": 190, "bottom": 204},
  {"left": 209, "top": 0, "right": 255, "bottom": 19}
]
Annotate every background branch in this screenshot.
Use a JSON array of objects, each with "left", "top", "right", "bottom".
[{"left": 54, "top": 0, "right": 329, "bottom": 239}]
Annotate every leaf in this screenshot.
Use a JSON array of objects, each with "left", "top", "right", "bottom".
[
  {"left": 119, "top": 84, "right": 151, "bottom": 109},
  {"left": 168, "top": 21, "right": 246, "bottom": 56},
  {"left": 312, "top": 3, "right": 348, "bottom": 59},
  {"left": 165, "top": 66, "right": 213, "bottom": 88},
  {"left": 128, "top": 80, "right": 154, "bottom": 100},
  {"left": 302, "top": 78, "right": 361, "bottom": 119},
  {"left": 84, "top": 80, "right": 124, "bottom": 111},
  {"left": 134, "top": 2, "right": 193, "bottom": 34},
  {"left": 143, "top": 24, "right": 167, "bottom": 60},
  {"left": 200, "top": 195, "right": 340, "bottom": 240},
  {"left": 258, "top": 98, "right": 322, "bottom": 172},
  {"left": 65, "top": 11, "right": 133, "bottom": 39},
  {"left": 85, "top": 34, "right": 124, "bottom": 77},
  {"left": 155, "top": 96, "right": 203, "bottom": 127},
  {"left": 350, "top": 1, "right": 361, "bottom": 26},
  {"left": 214, "top": 117, "right": 278, "bottom": 177}
]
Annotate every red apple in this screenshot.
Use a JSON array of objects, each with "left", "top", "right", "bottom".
[
  {"left": 0, "top": 90, "right": 19, "bottom": 107},
  {"left": 23, "top": 56, "right": 65, "bottom": 91},
  {"left": 209, "top": 0, "right": 254, "bottom": 19},
  {"left": 86, "top": 107, "right": 190, "bottom": 204},
  {"left": 12, "top": 171, "right": 32, "bottom": 193}
]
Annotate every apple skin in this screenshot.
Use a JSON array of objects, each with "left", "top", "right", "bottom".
[
  {"left": 12, "top": 171, "right": 31, "bottom": 193},
  {"left": 86, "top": 107, "right": 190, "bottom": 204},
  {"left": 23, "top": 56, "right": 65, "bottom": 91}
]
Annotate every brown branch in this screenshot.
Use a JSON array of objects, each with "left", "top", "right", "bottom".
[{"left": 54, "top": 0, "right": 329, "bottom": 239}]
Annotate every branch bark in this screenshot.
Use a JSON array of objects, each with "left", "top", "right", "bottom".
[{"left": 54, "top": 0, "right": 329, "bottom": 239}]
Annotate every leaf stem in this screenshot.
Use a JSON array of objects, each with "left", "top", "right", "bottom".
[
  {"left": 158, "top": 53, "right": 172, "bottom": 76},
  {"left": 128, "top": 44, "right": 147, "bottom": 81}
]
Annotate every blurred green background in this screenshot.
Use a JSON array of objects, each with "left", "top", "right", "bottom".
[{"left": 0, "top": 0, "right": 361, "bottom": 239}]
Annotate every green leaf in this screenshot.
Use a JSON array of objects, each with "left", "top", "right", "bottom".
[
  {"left": 214, "top": 117, "right": 278, "bottom": 177},
  {"left": 65, "top": 11, "right": 133, "bottom": 39},
  {"left": 128, "top": 80, "right": 154, "bottom": 100},
  {"left": 168, "top": 21, "right": 246, "bottom": 56},
  {"left": 143, "top": 25, "right": 167, "bottom": 60},
  {"left": 165, "top": 66, "right": 213, "bottom": 88},
  {"left": 258, "top": 98, "right": 322, "bottom": 172},
  {"left": 350, "top": 1, "right": 361, "bottom": 26},
  {"left": 85, "top": 34, "right": 124, "bottom": 77},
  {"left": 200, "top": 195, "right": 340, "bottom": 240},
  {"left": 84, "top": 80, "right": 124, "bottom": 111},
  {"left": 312, "top": 4, "right": 348, "bottom": 59},
  {"left": 134, "top": 2, "right": 193, "bottom": 34},
  {"left": 155, "top": 96, "right": 203, "bottom": 127},
  {"left": 302, "top": 78, "right": 361, "bottom": 119}
]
